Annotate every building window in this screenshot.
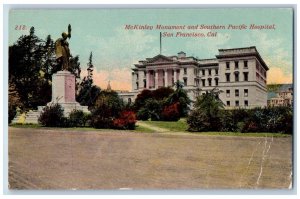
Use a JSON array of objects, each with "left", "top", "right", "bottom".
[
  {"left": 194, "top": 79, "right": 199, "bottom": 86},
  {"left": 235, "top": 100, "right": 239, "bottom": 107},
  {"left": 143, "top": 79, "right": 146, "bottom": 88},
  {"left": 227, "top": 101, "right": 230, "bottom": 106},
  {"left": 202, "top": 79, "right": 205, "bottom": 87},
  {"left": 226, "top": 62, "right": 230, "bottom": 70},
  {"left": 183, "top": 77, "right": 187, "bottom": 86},
  {"left": 144, "top": 71, "right": 146, "bottom": 77},
  {"left": 256, "top": 72, "right": 259, "bottom": 81},
  {"left": 244, "top": 89, "right": 248, "bottom": 97},
  {"left": 215, "top": 69, "right": 218, "bottom": 75},
  {"left": 244, "top": 60, "right": 248, "bottom": 68},
  {"left": 215, "top": 78, "right": 219, "bottom": 86},
  {"left": 136, "top": 73, "right": 139, "bottom": 79},
  {"left": 128, "top": 98, "right": 132, "bottom": 104},
  {"left": 226, "top": 73, "right": 230, "bottom": 82},
  {"left": 208, "top": 78, "right": 212, "bottom": 86},
  {"left": 184, "top": 68, "right": 187, "bottom": 75},
  {"left": 244, "top": 100, "right": 248, "bottom": 106},
  {"left": 208, "top": 69, "right": 211, "bottom": 76},
  {"left": 243, "top": 72, "right": 249, "bottom": 81},
  {"left": 235, "top": 61, "right": 239, "bottom": 69},
  {"left": 226, "top": 90, "right": 230, "bottom": 97},
  {"left": 235, "top": 89, "right": 239, "bottom": 97},
  {"left": 202, "top": 69, "right": 205, "bottom": 76},
  {"left": 136, "top": 82, "right": 139, "bottom": 89},
  {"left": 235, "top": 73, "right": 239, "bottom": 82}
]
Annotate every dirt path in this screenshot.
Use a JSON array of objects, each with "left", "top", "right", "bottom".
[
  {"left": 136, "top": 121, "right": 171, "bottom": 132},
  {"left": 8, "top": 127, "right": 293, "bottom": 190}
]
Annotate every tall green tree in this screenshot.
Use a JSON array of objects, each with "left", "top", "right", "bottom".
[
  {"left": 187, "top": 89, "right": 224, "bottom": 132},
  {"left": 9, "top": 27, "right": 46, "bottom": 109},
  {"left": 166, "top": 81, "right": 191, "bottom": 117},
  {"left": 76, "top": 52, "right": 100, "bottom": 107}
]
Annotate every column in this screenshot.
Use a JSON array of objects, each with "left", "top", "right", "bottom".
[
  {"left": 146, "top": 70, "right": 150, "bottom": 89},
  {"left": 174, "top": 69, "right": 177, "bottom": 83},
  {"left": 164, "top": 69, "right": 168, "bottom": 87},
  {"left": 155, "top": 70, "right": 158, "bottom": 89}
]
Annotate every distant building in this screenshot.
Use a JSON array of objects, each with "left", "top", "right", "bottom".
[
  {"left": 119, "top": 46, "right": 269, "bottom": 108},
  {"left": 268, "top": 84, "right": 293, "bottom": 106}
]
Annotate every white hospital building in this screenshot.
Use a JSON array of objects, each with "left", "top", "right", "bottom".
[{"left": 119, "top": 46, "right": 268, "bottom": 108}]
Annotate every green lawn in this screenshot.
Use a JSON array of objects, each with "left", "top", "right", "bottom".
[{"left": 142, "top": 119, "right": 189, "bottom": 132}]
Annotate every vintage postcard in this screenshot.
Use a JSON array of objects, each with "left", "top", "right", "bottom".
[{"left": 7, "top": 7, "right": 294, "bottom": 191}]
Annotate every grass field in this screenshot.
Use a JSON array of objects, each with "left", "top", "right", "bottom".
[{"left": 8, "top": 127, "right": 292, "bottom": 190}]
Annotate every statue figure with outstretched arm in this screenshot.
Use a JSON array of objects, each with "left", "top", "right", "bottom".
[{"left": 55, "top": 24, "right": 72, "bottom": 71}]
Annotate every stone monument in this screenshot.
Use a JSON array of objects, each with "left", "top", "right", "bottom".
[{"left": 41, "top": 24, "right": 89, "bottom": 116}]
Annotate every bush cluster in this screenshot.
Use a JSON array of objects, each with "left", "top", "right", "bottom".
[
  {"left": 134, "top": 83, "right": 190, "bottom": 121},
  {"left": 188, "top": 106, "right": 293, "bottom": 134},
  {"left": 112, "top": 111, "right": 136, "bottom": 130},
  {"left": 38, "top": 103, "right": 66, "bottom": 127},
  {"left": 187, "top": 91, "right": 293, "bottom": 134},
  {"left": 38, "top": 103, "right": 90, "bottom": 127},
  {"left": 90, "top": 90, "right": 136, "bottom": 129}
]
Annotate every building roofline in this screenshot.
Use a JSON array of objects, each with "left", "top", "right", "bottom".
[
  {"left": 218, "top": 46, "right": 257, "bottom": 51},
  {"left": 216, "top": 52, "right": 269, "bottom": 70}
]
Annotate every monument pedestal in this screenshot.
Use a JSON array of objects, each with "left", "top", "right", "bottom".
[
  {"left": 41, "top": 71, "right": 89, "bottom": 116},
  {"left": 12, "top": 71, "right": 89, "bottom": 124}
]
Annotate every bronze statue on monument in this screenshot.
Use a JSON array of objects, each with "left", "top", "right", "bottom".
[{"left": 55, "top": 24, "right": 72, "bottom": 71}]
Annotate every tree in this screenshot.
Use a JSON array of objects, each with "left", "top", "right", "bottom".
[
  {"left": 134, "top": 89, "right": 153, "bottom": 111},
  {"left": 90, "top": 90, "right": 124, "bottom": 128},
  {"left": 8, "top": 81, "right": 22, "bottom": 123},
  {"left": 187, "top": 89, "right": 224, "bottom": 132},
  {"left": 76, "top": 52, "right": 100, "bottom": 107},
  {"left": 9, "top": 27, "right": 46, "bottom": 109},
  {"left": 166, "top": 81, "right": 191, "bottom": 117}
]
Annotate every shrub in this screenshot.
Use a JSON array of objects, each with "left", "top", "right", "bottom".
[
  {"left": 38, "top": 103, "right": 66, "bottom": 127},
  {"left": 187, "top": 111, "right": 213, "bottom": 132},
  {"left": 68, "top": 110, "right": 85, "bottom": 127},
  {"left": 9, "top": 105, "right": 17, "bottom": 124},
  {"left": 90, "top": 90, "right": 124, "bottom": 129},
  {"left": 137, "top": 108, "right": 150, "bottom": 121},
  {"left": 161, "top": 102, "right": 180, "bottom": 121},
  {"left": 113, "top": 111, "right": 136, "bottom": 130},
  {"left": 220, "top": 109, "right": 249, "bottom": 132},
  {"left": 236, "top": 106, "right": 293, "bottom": 134},
  {"left": 145, "top": 99, "right": 163, "bottom": 121}
]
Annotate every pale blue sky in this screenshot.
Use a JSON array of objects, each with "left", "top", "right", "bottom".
[{"left": 9, "top": 8, "right": 293, "bottom": 90}]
